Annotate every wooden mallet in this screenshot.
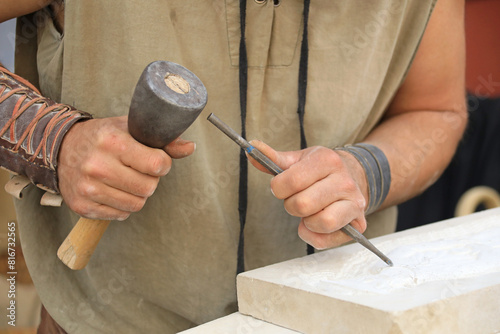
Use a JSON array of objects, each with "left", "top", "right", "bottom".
[{"left": 57, "top": 61, "right": 208, "bottom": 270}]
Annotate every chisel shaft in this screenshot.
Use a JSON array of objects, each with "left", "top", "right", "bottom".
[{"left": 208, "top": 113, "right": 393, "bottom": 266}]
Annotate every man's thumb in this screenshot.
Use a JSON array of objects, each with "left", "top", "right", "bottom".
[
  {"left": 247, "top": 140, "right": 303, "bottom": 174},
  {"left": 163, "top": 137, "right": 196, "bottom": 159}
]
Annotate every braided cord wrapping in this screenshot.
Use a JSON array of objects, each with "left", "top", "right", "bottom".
[
  {"left": 0, "top": 66, "right": 92, "bottom": 193},
  {"left": 334, "top": 144, "right": 391, "bottom": 215}
]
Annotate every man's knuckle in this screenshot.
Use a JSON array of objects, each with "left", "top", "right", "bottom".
[
  {"left": 81, "top": 159, "right": 102, "bottom": 178},
  {"left": 79, "top": 183, "right": 97, "bottom": 198},
  {"left": 95, "top": 128, "right": 111, "bottom": 148},
  {"left": 311, "top": 238, "right": 328, "bottom": 250},
  {"left": 149, "top": 155, "right": 162, "bottom": 172},
  {"left": 113, "top": 141, "right": 128, "bottom": 154},
  {"left": 324, "top": 149, "right": 342, "bottom": 167},
  {"left": 282, "top": 174, "right": 302, "bottom": 195},
  {"left": 283, "top": 201, "right": 295, "bottom": 216},
  {"left": 130, "top": 198, "right": 146, "bottom": 212},
  {"left": 80, "top": 160, "right": 93, "bottom": 176},
  {"left": 94, "top": 133, "right": 104, "bottom": 148},
  {"left": 72, "top": 202, "right": 91, "bottom": 217},
  {"left": 96, "top": 124, "right": 126, "bottom": 151},
  {"left": 145, "top": 181, "right": 159, "bottom": 196},
  {"left": 343, "top": 179, "right": 358, "bottom": 193},
  {"left": 270, "top": 179, "right": 284, "bottom": 199},
  {"left": 320, "top": 216, "right": 337, "bottom": 233},
  {"left": 293, "top": 196, "right": 311, "bottom": 216},
  {"left": 141, "top": 186, "right": 156, "bottom": 198},
  {"left": 148, "top": 153, "right": 169, "bottom": 174},
  {"left": 352, "top": 219, "right": 367, "bottom": 233},
  {"left": 355, "top": 194, "right": 367, "bottom": 210}
]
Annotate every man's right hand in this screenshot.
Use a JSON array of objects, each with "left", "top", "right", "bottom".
[{"left": 58, "top": 116, "right": 195, "bottom": 221}]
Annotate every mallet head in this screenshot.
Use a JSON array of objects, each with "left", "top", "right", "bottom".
[{"left": 128, "top": 61, "right": 208, "bottom": 148}]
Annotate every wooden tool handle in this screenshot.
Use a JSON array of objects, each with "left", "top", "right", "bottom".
[{"left": 57, "top": 218, "right": 111, "bottom": 270}]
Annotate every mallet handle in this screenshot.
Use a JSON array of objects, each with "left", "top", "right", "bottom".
[{"left": 57, "top": 218, "right": 110, "bottom": 270}]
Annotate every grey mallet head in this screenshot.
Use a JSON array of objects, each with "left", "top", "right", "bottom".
[{"left": 128, "top": 61, "right": 208, "bottom": 148}]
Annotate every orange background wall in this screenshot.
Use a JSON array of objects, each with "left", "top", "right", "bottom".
[{"left": 465, "top": 0, "right": 500, "bottom": 97}]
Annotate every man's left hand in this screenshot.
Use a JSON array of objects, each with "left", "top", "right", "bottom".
[{"left": 248, "top": 140, "right": 368, "bottom": 249}]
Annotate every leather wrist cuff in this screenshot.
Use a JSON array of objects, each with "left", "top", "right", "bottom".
[
  {"left": 334, "top": 143, "right": 391, "bottom": 215},
  {"left": 0, "top": 66, "right": 92, "bottom": 193}
]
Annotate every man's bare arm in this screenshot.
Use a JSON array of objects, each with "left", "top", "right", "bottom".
[
  {"left": 363, "top": 0, "right": 467, "bottom": 207},
  {"left": 249, "top": 0, "right": 467, "bottom": 249},
  {"left": 0, "top": 0, "right": 52, "bottom": 22}
]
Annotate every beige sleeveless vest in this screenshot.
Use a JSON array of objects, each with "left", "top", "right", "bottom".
[{"left": 15, "top": 1, "right": 435, "bottom": 332}]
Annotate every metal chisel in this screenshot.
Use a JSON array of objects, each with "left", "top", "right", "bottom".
[{"left": 208, "top": 113, "right": 393, "bottom": 267}]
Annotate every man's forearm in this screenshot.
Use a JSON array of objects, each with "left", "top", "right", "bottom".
[
  {"left": 364, "top": 108, "right": 467, "bottom": 210},
  {"left": 363, "top": 0, "right": 467, "bottom": 212}
]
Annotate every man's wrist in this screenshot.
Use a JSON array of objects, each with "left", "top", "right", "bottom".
[
  {"left": 334, "top": 143, "right": 391, "bottom": 215},
  {"left": 334, "top": 149, "right": 370, "bottom": 211}
]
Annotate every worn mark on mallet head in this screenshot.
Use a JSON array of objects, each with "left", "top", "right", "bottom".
[{"left": 164, "top": 72, "right": 190, "bottom": 94}]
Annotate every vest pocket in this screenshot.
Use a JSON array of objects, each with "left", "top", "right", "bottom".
[{"left": 225, "top": 0, "right": 303, "bottom": 67}]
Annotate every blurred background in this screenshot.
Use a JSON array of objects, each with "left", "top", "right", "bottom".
[
  {"left": 397, "top": 0, "right": 500, "bottom": 230},
  {"left": 1, "top": 0, "right": 500, "bottom": 332},
  {"left": 0, "top": 17, "right": 41, "bottom": 334}
]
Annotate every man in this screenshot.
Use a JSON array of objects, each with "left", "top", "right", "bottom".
[{"left": 0, "top": 0, "right": 466, "bottom": 332}]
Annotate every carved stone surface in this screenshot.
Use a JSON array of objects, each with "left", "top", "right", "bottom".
[{"left": 238, "top": 208, "right": 500, "bottom": 334}]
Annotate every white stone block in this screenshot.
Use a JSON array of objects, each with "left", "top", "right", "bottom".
[
  {"left": 238, "top": 208, "right": 500, "bottom": 334},
  {"left": 178, "top": 312, "right": 300, "bottom": 333}
]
